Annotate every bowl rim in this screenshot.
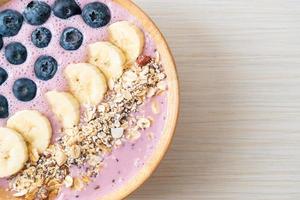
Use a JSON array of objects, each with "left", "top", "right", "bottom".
[{"left": 101, "top": 0, "right": 180, "bottom": 199}]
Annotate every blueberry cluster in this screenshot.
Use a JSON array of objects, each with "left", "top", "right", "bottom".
[{"left": 0, "top": 0, "right": 112, "bottom": 118}]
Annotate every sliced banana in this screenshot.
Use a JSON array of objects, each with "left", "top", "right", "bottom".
[
  {"left": 64, "top": 63, "right": 107, "bottom": 106},
  {"left": 7, "top": 110, "right": 52, "bottom": 154},
  {"left": 0, "top": 127, "right": 28, "bottom": 178},
  {"left": 46, "top": 91, "right": 80, "bottom": 129},
  {"left": 108, "top": 21, "right": 145, "bottom": 62},
  {"left": 88, "top": 41, "right": 126, "bottom": 84}
]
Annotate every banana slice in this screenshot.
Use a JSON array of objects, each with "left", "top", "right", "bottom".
[
  {"left": 108, "top": 21, "right": 145, "bottom": 62},
  {"left": 7, "top": 110, "right": 52, "bottom": 154},
  {"left": 0, "top": 127, "right": 28, "bottom": 178},
  {"left": 46, "top": 91, "right": 80, "bottom": 129},
  {"left": 88, "top": 41, "right": 126, "bottom": 83},
  {"left": 64, "top": 63, "right": 107, "bottom": 105}
]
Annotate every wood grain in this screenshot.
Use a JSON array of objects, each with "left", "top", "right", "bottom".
[
  {"left": 0, "top": 0, "right": 9, "bottom": 5},
  {"left": 129, "top": 0, "right": 300, "bottom": 200}
]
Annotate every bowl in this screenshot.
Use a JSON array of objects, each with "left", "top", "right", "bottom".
[{"left": 0, "top": 0, "right": 179, "bottom": 199}]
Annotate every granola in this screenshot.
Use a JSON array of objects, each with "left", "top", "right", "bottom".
[{"left": 8, "top": 56, "right": 167, "bottom": 199}]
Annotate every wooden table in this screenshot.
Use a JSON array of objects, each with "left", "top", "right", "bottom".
[{"left": 130, "top": 0, "right": 300, "bottom": 199}]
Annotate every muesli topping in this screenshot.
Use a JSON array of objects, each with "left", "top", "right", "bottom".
[{"left": 9, "top": 57, "right": 167, "bottom": 199}]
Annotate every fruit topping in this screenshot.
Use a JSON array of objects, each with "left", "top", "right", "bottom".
[
  {"left": 60, "top": 27, "right": 83, "bottom": 50},
  {"left": 0, "top": 9, "right": 23, "bottom": 37},
  {"left": 34, "top": 55, "right": 58, "bottom": 81},
  {"left": 7, "top": 110, "right": 52, "bottom": 154},
  {"left": 31, "top": 27, "right": 52, "bottom": 48},
  {"left": 23, "top": 1, "right": 51, "bottom": 25},
  {"left": 5, "top": 42, "right": 27, "bottom": 65},
  {"left": 0, "top": 95, "right": 9, "bottom": 118},
  {"left": 53, "top": 0, "right": 81, "bottom": 19},
  {"left": 0, "top": 67, "right": 8, "bottom": 86},
  {"left": 46, "top": 90, "right": 80, "bottom": 129},
  {"left": 13, "top": 78, "right": 37, "bottom": 102},
  {"left": 82, "top": 2, "right": 111, "bottom": 28},
  {"left": 64, "top": 63, "right": 107, "bottom": 105},
  {"left": 88, "top": 41, "right": 126, "bottom": 87},
  {"left": 108, "top": 21, "right": 145, "bottom": 62},
  {"left": 0, "top": 127, "right": 28, "bottom": 178}
]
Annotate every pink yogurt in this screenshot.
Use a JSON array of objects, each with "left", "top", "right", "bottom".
[{"left": 0, "top": 0, "right": 168, "bottom": 199}]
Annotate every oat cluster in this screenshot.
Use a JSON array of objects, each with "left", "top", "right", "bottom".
[{"left": 9, "top": 56, "right": 167, "bottom": 200}]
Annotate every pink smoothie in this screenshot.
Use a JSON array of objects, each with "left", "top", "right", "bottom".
[{"left": 0, "top": 0, "right": 168, "bottom": 199}]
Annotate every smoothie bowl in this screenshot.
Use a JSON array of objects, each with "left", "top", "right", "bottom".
[{"left": 0, "top": 0, "right": 179, "bottom": 199}]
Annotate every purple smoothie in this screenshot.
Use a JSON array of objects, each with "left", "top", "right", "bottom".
[{"left": 0, "top": 0, "right": 168, "bottom": 199}]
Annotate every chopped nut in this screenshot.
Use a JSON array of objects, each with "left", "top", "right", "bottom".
[
  {"left": 158, "top": 73, "right": 166, "bottom": 80},
  {"left": 84, "top": 106, "right": 97, "bottom": 122},
  {"left": 88, "top": 155, "right": 103, "bottom": 167},
  {"left": 147, "top": 87, "right": 157, "bottom": 98},
  {"left": 141, "top": 65, "right": 149, "bottom": 76},
  {"left": 54, "top": 149, "right": 67, "bottom": 166},
  {"left": 111, "top": 128, "right": 124, "bottom": 139},
  {"left": 121, "top": 121, "right": 129, "bottom": 129},
  {"left": 47, "top": 180, "right": 61, "bottom": 190},
  {"left": 64, "top": 176, "right": 74, "bottom": 188},
  {"left": 69, "top": 145, "right": 81, "bottom": 159},
  {"left": 72, "top": 178, "right": 85, "bottom": 191},
  {"left": 97, "top": 105, "right": 106, "bottom": 113},
  {"left": 66, "top": 136, "right": 79, "bottom": 146},
  {"left": 123, "top": 70, "right": 138, "bottom": 83},
  {"left": 123, "top": 90, "right": 132, "bottom": 100},
  {"left": 137, "top": 118, "right": 151, "bottom": 129},
  {"left": 115, "top": 94, "right": 124, "bottom": 103},
  {"left": 98, "top": 131, "right": 107, "bottom": 139}
]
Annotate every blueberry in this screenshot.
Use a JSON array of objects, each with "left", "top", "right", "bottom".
[
  {"left": 0, "top": 35, "right": 3, "bottom": 50},
  {"left": 53, "top": 0, "right": 81, "bottom": 19},
  {"left": 5, "top": 42, "right": 27, "bottom": 65},
  {"left": 0, "top": 36, "right": 3, "bottom": 50},
  {"left": 0, "top": 67, "right": 8, "bottom": 86},
  {"left": 0, "top": 9, "right": 23, "bottom": 37},
  {"left": 82, "top": 2, "right": 111, "bottom": 28},
  {"left": 23, "top": 1, "right": 51, "bottom": 25},
  {"left": 31, "top": 27, "right": 52, "bottom": 48},
  {"left": 13, "top": 78, "right": 37, "bottom": 102},
  {"left": 34, "top": 55, "right": 58, "bottom": 81},
  {"left": 60, "top": 27, "right": 83, "bottom": 50},
  {"left": 0, "top": 95, "right": 9, "bottom": 118}
]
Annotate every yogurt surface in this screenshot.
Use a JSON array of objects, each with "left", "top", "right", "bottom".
[{"left": 0, "top": 0, "right": 168, "bottom": 199}]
